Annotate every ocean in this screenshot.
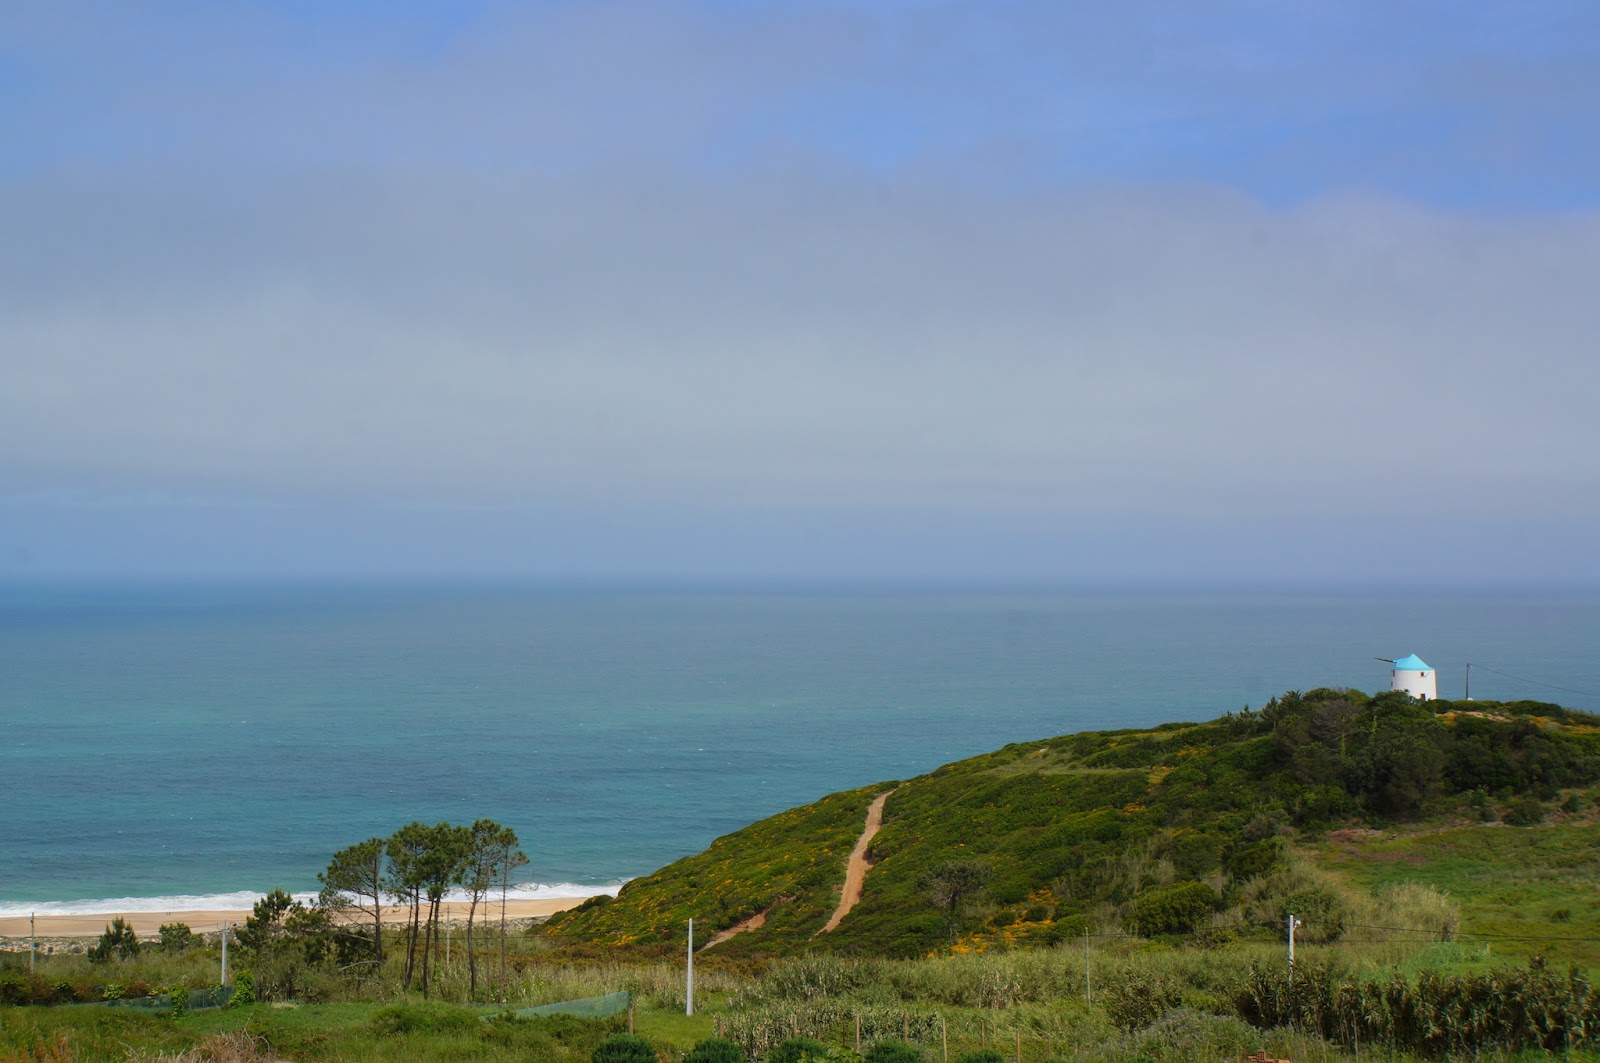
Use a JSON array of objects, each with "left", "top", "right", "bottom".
[{"left": 3, "top": 584, "right": 1598, "bottom": 916}]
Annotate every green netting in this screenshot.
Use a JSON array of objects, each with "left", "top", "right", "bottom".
[
  {"left": 505, "top": 990, "right": 630, "bottom": 1019},
  {"left": 97, "top": 985, "right": 234, "bottom": 1010}
]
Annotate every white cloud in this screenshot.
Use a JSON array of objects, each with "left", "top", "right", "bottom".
[{"left": 4, "top": 173, "right": 1597, "bottom": 526}]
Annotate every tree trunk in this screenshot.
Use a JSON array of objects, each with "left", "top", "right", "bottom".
[
  {"left": 402, "top": 888, "right": 421, "bottom": 991},
  {"left": 466, "top": 896, "right": 479, "bottom": 998},
  {"left": 420, "top": 897, "right": 438, "bottom": 997},
  {"left": 499, "top": 873, "right": 509, "bottom": 1001}
]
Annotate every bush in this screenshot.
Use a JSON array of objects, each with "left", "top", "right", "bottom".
[
  {"left": 769, "top": 1037, "right": 833, "bottom": 1063},
  {"left": 369, "top": 1002, "right": 482, "bottom": 1036},
  {"left": 227, "top": 971, "right": 256, "bottom": 1008},
  {"left": 864, "top": 1042, "right": 920, "bottom": 1063},
  {"left": 592, "top": 1033, "right": 658, "bottom": 1063},
  {"left": 686, "top": 1038, "right": 746, "bottom": 1063},
  {"left": 1125, "top": 882, "right": 1217, "bottom": 937},
  {"left": 955, "top": 1052, "right": 1004, "bottom": 1063},
  {"left": 88, "top": 917, "right": 141, "bottom": 962},
  {"left": 1505, "top": 796, "right": 1545, "bottom": 826},
  {"left": 157, "top": 922, "right": 198, "bottom": 953},
  {"left": 1101, "top": 969, "right": 1183, "bottom": 1032},
  {"left": 1124, "top": 1009, "right": 1256, "bottom": 1062}
]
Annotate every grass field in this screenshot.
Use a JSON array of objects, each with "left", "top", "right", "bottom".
[{"left": 1308, "top": 818, "right": 1600, "bottom": 968}]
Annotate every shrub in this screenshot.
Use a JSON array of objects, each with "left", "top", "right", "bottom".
[
  {"left": 227, "top": 971, "right": 256, "bottom": 1008},
  {"left": 1345, "top": 881, "right": 1458, "bottom": 944},
  {"left": 1101, "top": 969, "right": 1182, "bottom": 1032},
  {"left": 0, "top": 974, "right": 29, "bottom": 1006},
  {"left": 1504, "top": 796, "right": 1545, "bottom": 826},
  {"left": 592, "top": 1033, "right": 658, "bottom": 1063},
  {"left": 769, "top": 1037, "right": 833, "bottom": 1063},
  {"left": 955, "top": 1052, "right": 1004, "bottom": 1063},
  {"left": 1125, "top": 882, "right": 1217, "bottom": 937},
  {"left": 158, "top": 922, "right": 198, "bottom": 953},
  {"left": 1124, "top": 1009, "right": 1256, "bottom": 1062},
  {"left": 864, "top": 1042, "right": 920, "bottom": 1063},
  {"left": 88, "top": 917, "right": 141, "bottom": 962},
  {"left": 687, "top": 1038, "right": 747, "bottom": 1063},
  {"left": 369, "top": 1002, "right": 482, "bottom": 1036}
]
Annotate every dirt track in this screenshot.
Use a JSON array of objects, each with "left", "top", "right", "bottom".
[{"left": 819, "top": 788, "right": 895, "bottom": 934}]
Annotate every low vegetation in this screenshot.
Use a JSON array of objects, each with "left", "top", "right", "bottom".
[
  {"left": 547, "top": 689, "right": 1600, "bottom": 958},
  {"left": 8, "top": 689, "right": 1600, "bottom": 1061}
]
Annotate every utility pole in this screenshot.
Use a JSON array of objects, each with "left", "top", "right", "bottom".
[
  {"left": 1465, "top": 662, "right": 1472, "bottom": 701},
  {"left": 686, "top": 918, "right": 694, "bottom": 1016},
  {"left": 1083, "top": 928, "right": 1092, "bottom": 1004},
  {"left": 1287, "top": 914, "right": 1301, "bottom": 987},
  {"left": 221, "top": 920, "right": 230, "bottom": 986},
  {"left": 30, "top": 913, "right": 36, "bottom": 974}
]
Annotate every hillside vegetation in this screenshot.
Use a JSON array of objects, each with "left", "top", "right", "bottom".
[{"left": 544, "top": 689, "right": 1600, "bottom": 957}]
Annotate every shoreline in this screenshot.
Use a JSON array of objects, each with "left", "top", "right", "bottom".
[{"left": 0, "top": 897, "right": 589, "bottom": 941}]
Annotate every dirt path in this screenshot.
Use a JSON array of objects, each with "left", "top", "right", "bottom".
[
  {"left": 818, "top": 788, "right": 896, "bottom": 934},
  {"left": 699, "top": 901, "right": 780, "bottom": 951}
]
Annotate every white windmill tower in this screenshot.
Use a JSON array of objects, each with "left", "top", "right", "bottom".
[{"left": 1376, "top": 653, "right": 1437, "bottom": 701}]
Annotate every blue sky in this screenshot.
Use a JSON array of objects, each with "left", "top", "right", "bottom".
[{"left": 4, "top": 1, "right": 1599, "bottom": 583}]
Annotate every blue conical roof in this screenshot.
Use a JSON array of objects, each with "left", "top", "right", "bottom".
[{"left": 1393, "top": 653, "right": 1431, "bottom": 671}]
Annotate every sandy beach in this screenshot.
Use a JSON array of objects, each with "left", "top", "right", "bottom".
[{"left": 0, "top": 897, "right": 588, "bottom": 940}]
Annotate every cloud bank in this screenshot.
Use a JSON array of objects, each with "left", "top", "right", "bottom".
[{"left": 3, "top": 2, "right": 1598, "bottom": 581}]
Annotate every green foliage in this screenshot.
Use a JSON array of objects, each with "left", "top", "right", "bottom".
[
  {"left": 87, "top": 917, "right": 141, "bottom": 963},
  {"left": 591, "top": 1032, "right": 659, "bottom": 1063},
  {"left": 319, "top": 835, "right": 387, "bottom": 962},
  {"left": 1100, "top": 968, "right": 1183, "bottom": 1032},
  {"left": 368, "top": 1002, "right": 483, "bottom": 1035},
  {"left": 227, "top": 971, "right": 256, "bottom": 1008},
  {"left": 1504, "top": 795, "right": 1545, "bottom": 826},
  {"left": 1122, "top": 1009, "right": 1257, "bottom": 1063},
  {"left": 954, "top": 1052, "right": 1005, "bottom": 1063},
  {"left": 545, "top": 785, "right": 886, "bottom": 951},
  {"left": 1125, "top": 882, "right": 1217, "bottom": 937},
  {"left": 157, "top": 922, "right": 197, "bottom": 954},
  {"left": 768, "top": 1037, "right": 833, "bottom": 1063},
  {"left": 685, "top": 1036, "right": 748, "bottom": 1063},
  {"left": 1233, "top": 957, "right": 1600, "bottom": 1056},
  {"left": 918, "top": 860, "right": 991, "bottom": 944},
  {"left": 544, "top": 690, "right": 1600, "bottom": 958},
  {"left": 863, "top": 1040, "right": 920, "bottom": 1063},
  {"left": 230, "top": 888, "right": 352, "bottom": 999},
  {"left": 234, "top": 889, "right": 297, "bottom": 953}
]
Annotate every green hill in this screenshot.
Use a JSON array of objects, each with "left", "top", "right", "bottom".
[{"left": 543, "top": 689, "right": 1600, "bottom": 958}]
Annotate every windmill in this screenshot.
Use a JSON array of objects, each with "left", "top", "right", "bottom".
[{"left": 1377, "top": 654, "right": 1436, "bottom": 701}]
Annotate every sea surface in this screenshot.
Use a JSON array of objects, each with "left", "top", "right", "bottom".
[{"left": 3, "top": 584, "right": 1598, "bottom": 917}]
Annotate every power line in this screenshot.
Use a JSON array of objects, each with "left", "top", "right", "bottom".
[
  {"left": 1287, "top": 918, "right": 1600, "bottom": 944},
  {"left": 1468, "top": 663, "right": 1600, "bottom": 702}
]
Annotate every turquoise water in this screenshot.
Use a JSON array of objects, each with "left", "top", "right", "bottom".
[{"left": 3, "top": 584, "right": 1598, "bottom": 913}]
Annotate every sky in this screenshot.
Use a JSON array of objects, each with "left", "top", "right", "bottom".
[{"left": 3, "top": 1, "right": 1599, "bottom": 584}]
